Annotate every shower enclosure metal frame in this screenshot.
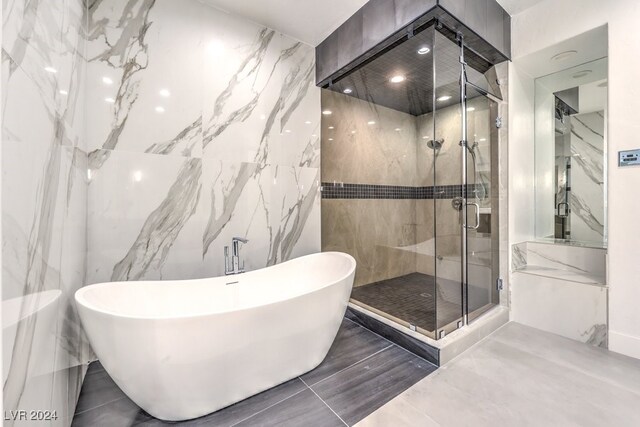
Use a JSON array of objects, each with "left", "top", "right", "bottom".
[{"left": 321, "top": 19, "right": 502, "bottom": 341}]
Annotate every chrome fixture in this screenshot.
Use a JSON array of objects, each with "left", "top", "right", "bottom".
[
  {"left": 452, "top": 197, "right": 464, "bottom": 211},
  {"left": 427, "top": 138, "right": 444, "bottom": 150},
  {"left": 224, "top": 237, "right": 249, "bottom": 275}
]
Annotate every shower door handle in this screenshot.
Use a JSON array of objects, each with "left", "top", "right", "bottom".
[{"left": 465, "top": 203, "right": 480, "bottom": 230}]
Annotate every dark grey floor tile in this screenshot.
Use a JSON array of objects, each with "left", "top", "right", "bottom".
[
  {"left": 85, "top": 361, "right": 105, "bottom": 376},
  {"left": 301, "top": 319, "right": 391, "bottom": 386},
  {"left": 234, "top": 388, "right": 345, "bottom": 427},
  {"left": 346, "top": 308, "right": 440, "bottom": 365},
  {"left": 71, "top": 396, "right": 152, "bottom": 427},
  {"left": 74, "top": 367, "right": 128, "bottom": 414},
  {"left": 311, "top": 345, "right": 436, "bottom": 426},
  {"left": 136, "top": 378, "right": 308, "bottom": 427}
]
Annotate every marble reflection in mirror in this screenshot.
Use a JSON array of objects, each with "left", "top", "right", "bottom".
[{"left": 534, "top": 58, "right": 607, "bottom": 248}]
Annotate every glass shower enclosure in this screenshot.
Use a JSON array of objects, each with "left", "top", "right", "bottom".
[{"left": 320, "top": 22, "right": 501, "bottom": 340}]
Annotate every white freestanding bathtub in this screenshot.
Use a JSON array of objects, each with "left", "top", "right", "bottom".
[{"left": 75, "top": 252, "right": 356, "bottom": 421}]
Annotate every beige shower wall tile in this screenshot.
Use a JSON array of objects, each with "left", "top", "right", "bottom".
[
  {"left": 321, "top": 199, "right": 417, "bottom": 286},
  {"left": 321, "top": 90, "right": 419, "bottom": 186}
]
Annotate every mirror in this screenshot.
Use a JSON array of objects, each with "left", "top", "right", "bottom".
[{"left": 534, "top": 57, "right": 607, "bottom": 247}]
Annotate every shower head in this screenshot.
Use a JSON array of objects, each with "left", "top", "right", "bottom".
[{"left": 427, "top": 139, "right": 444, "bottom": 150}]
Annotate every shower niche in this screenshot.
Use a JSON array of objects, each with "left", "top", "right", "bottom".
[{"left": 320, "top": 22, "right": 503, "bottom": 341}]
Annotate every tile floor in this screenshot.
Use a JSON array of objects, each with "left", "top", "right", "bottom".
[
  {"left": 71, "top": 318, "right": 436, "bottom": 426},
  {"left": 356, "top": 322, "right": 640, "bottom": 427},
  {"left": 350, "top": 273, "right": 462, "bottom": 332}
]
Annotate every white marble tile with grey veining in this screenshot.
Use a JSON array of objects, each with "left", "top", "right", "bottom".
[
  {"left": 2, "top": 0, "right": 89, "bottom": 421},
  {"left": 512, "top": 271, "right": 607, "bottom": 346},
  {"left": 86, "top": 0, "right": 203, "bottom": 167},
  {"left": 569, "top": 111, "right": 606, "bottom": 243},
  {"left": 87, "top": 150, "right": 203, "bottom": 284}
]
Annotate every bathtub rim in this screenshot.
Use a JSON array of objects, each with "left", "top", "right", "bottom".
[{"left": 75, "top": 251, "right": 356, "bottom": 321}]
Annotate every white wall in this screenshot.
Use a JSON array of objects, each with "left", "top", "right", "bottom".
[
  {"left": 510, "top": 0, "right": 640, "bottom": 358},
  {"left": 1, "top": 0, "right": 3, "bottom": 415},
  {"left": 508, "top": 64, "right": 536, "bottom": 250}
]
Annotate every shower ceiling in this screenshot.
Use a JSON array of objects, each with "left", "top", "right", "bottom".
[{"left": 326, "top": 25, "right": 498, "bottom": 116}]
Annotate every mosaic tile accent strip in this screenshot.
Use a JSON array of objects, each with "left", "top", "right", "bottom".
[{"left": 321, "top": 182, "right": 487, "bottom": 200}]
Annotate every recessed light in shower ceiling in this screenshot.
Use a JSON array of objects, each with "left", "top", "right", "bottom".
[
  {"left": 551, "top": 50, "right": 577, "bottom": 61},
  {"left": 343, "top": 88, "right": 353, "bottom": 94},
  {"left": 389, "top": 75, "right": 406, "bottom": 83},
  {"left": 572, "top": 70, "right": 592, "bottom": 79},
  {"left": 417, "top": 46, "right": 431, "bottom": 55},
  {"left": 437, "top": 95, "right": 452, "bottom": 102},
  {"left": 322, "top": 110, "right": 332, "bottom": 115}
]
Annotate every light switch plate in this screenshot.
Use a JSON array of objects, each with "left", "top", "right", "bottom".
[{"left": 619, "top": 149, "right": 640, "bottom": 167}]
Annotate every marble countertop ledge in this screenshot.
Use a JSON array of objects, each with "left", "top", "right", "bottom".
[{"left": 513, "top": 265, "right": 607, "bottom": 287}]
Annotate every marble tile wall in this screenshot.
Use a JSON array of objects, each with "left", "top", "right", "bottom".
[
  {"left": 3, "top": 0, "right": 321, "bottom": 424},
  {"left": 2, "top": 0, "right": 90, "bottom": 424},
  {"left": 512, "top": 272, "right": 608, "bottom": 347},
  {"left": 86, "top": 0, "right": 321, "bottom": 284},
  {"left": 569, "top": 111, "right": 605, "bottom": 243}
]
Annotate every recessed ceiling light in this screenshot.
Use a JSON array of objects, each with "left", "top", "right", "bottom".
[
  {"left": 551, "top": 50, "right": 577, "bottom": 61},
  {"left": 59, "top": 90, "right": 68, "bottom": 95},
  {"left": 367, "top": 121, "right": 376, "bottom": 125},
  {"left": 417, "top": 46, "right": 431, "bottom": 55},
  {"left": 395, "top": 128, "right": 402, "bottom": 132},
  {"left": 105, "top": 97, "right": 115, "bottom": 103},
  {"left": 322, "top": 110, "right": 332, "bottom": 115},
  {"left": 328, "top": 138, "right": 334, "bottom": 141},
  {"left": 351, "top": 130, "right": 356, "bottom": 134},
  {"left": 422, "top": 136, "right": 430, "bottom": 139},
  {"left": 328, "top": 126, "right": 334, "bottom": 130},
  {"left": 155, "top": 106, "right": 165, "bottom": 113},
  {"left": 44, "top": 66, "right": 57, "bottom": 73},
  {"left": 285, "top": 129, "right": 291, "bottom": 133},
  {"left": 479, "top": 138, "right": 487, "bottom": 142},
  {"left": 572, "top": 70, "right": 592, "bottom": 79},
  {"left": 343, "top": 88, "right": 353, "bottom": 94},
  {"left": 133, "top": 171, "right": 143, "bottom": 182},
  {"left": 305, "top": 120, "right": 312, "bottom": 124},
  {"left": 102, "top": 76, "right": 113, "bottom": 85},
  {"left": 467, "top": 107, "right": 475, "bottom": 112},
  {"left": 260, "top": 114, "right": 266, "bottom": 120},
  {"left": 159, "top": 89, "right": 171, "bottom": 97},
  {"left": 389, "top": 75, "right": 405, "bottom": 83},
  {"left": 437, "top": 95, "right": 452, "bottom": 102}
]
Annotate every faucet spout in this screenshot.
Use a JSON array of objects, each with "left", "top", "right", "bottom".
[{"left": 226, "top": 237, "right": 249, "bottom": 275}]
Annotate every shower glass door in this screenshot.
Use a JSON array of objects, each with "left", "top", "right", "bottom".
[
  {"left": 431, "top": 29, "right": 501, "bottom": 337},
  {"left": 432, "top": 29, "right": 464, "bottom": 337},
  {"left": 465, "top": 84, "right": 500, "bottom": 322}
]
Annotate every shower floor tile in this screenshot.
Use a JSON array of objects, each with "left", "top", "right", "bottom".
[
  {"left": 71, "top": 318, "right": 436, "bottom": 427},
  {"left": 350, "top": 272, "right": 462, "bottom": 332}
]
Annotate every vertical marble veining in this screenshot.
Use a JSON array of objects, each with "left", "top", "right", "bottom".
[
  {"left": 2, "top": 0, "right": 89, "bottom": 423},
  {"left": 569, "top": 111, "right": 605, "bottom": 242}
]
